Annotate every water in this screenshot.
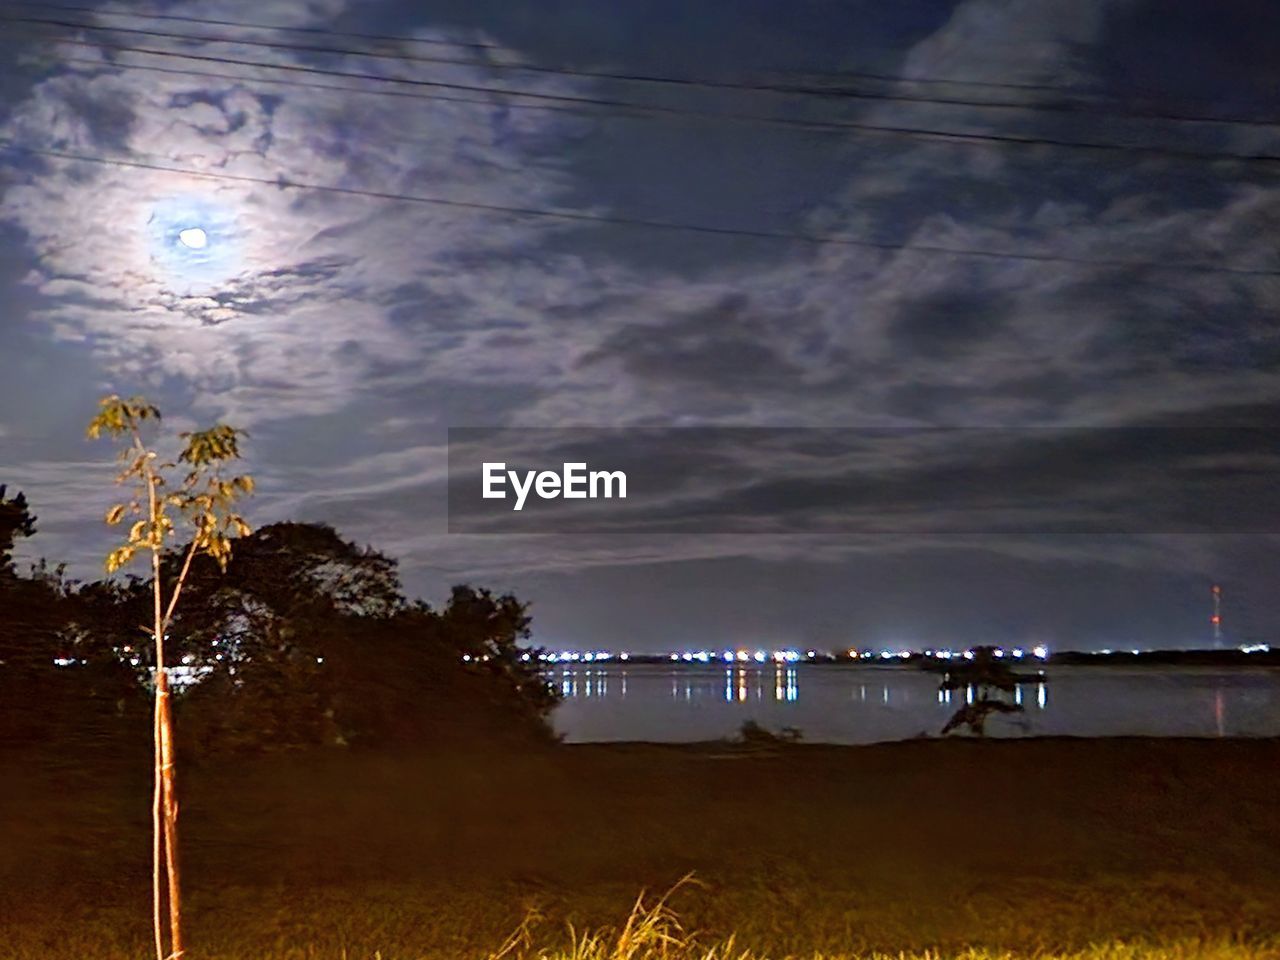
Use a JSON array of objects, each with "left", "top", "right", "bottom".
[{"left": 550, "top": 663, "right": 1280, "bottom": 743}]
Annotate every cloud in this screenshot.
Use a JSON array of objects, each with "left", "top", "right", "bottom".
[
  {"left": 1, "top": 4, "right": 593, "bottom": 426},
  {"left": 3, "top": 0, "right": 1279, "bottom": 646}
]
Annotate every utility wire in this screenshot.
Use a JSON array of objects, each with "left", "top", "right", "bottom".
[
  {"left": 0, "top": 0, "right": 1176, "bottom": 100},
  {"left": 18, "top": 0, "right": 1276, "bottom": 114},
  {"left": 4, "top": 11, "right": 1279, "bottom": 128},
  {"left": 5, "top": 32, "right": 1280, "bottom": 167},
  {"left": 25, "top": 52, "right": 612, "bottom": 119},
  {"left": 0, "top": 0, "right": 509, "bottom": 53},
  {"left": 1, "top": 139, "right": 1275, "bottom": 278}
]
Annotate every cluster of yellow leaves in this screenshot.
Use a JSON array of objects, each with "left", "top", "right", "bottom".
[
  {"left": 91, "top": 396, "right": 255, "bottom": 576},
  {"left": 85, "top": 395, "right": 161, "bottom": 440},
  {"left": 180, "top": 424, "right": 244, "bottom": 466}
]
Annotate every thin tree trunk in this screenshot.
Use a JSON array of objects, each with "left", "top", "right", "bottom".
[
  {"left": 148, "top": 467, "right": 184, "bottom": 959},
  {"left": 158, "top": 678, "right": 184, "bottom": 958},
  {"left": 153, "top": 693, "right": 165, "bottom": 960},
  {"left": 151, "top": 470, "right": 169, "bottom": 960}
]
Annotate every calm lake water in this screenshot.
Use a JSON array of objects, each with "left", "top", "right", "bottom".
[{"left": 550, "top": 663, "right": 1280, "bottom": 743}]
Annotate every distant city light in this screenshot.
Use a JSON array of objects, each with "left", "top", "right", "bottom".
[{"left": 523, "top": 639, "right": 1265, "bottom": 671}]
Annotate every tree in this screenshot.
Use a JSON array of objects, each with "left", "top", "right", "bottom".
[
  {"left": 170, "top": 549, "right": 558, "bottom": 752},
  {"left": 167, "top": 521, "right": 406, "bottom": 657},
  {"left": 938, "top": 646, "right": 1037, "bottom": 736},
  {"left": 160, "top": 522, "right": 408, "bottom": 731},
  {"left": 88, "top": 396, "right": 253, "bottom": 960},
  {"left": 0, "top": 484, "right": 38, "bottom": 576},
  {"left": 436, "top": 585, "right": 559, "bottom": 718},
  {"left": 1, "top": 490, "right": 148, "bottom": 750}
]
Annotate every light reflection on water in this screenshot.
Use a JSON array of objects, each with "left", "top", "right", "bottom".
[{"left": 550, "top": 664, "right": 1280, "bottom": 744}]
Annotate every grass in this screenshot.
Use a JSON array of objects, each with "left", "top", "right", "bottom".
[
  {"left": 6, "top": 885, "right": 1276, "bottom": 960},
  {"left": 3, "top": 737, "right": 1280, "bottom": 959}
]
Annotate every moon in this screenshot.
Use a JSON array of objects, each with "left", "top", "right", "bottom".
[{"left": 178, "top": 227, "right": 208, "bottom": 250}]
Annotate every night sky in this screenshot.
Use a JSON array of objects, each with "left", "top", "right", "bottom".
[{"left": 2, "top": 0, "right": 1278, "bottom": 652}]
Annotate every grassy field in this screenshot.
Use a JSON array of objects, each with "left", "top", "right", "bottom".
[{"left": 3, "top": 737, "right": 1279, "bottom": 959}]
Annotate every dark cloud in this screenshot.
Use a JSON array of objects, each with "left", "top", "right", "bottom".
[
  {"left": 889, "top": 288, "right": 1013, "bottom": 359},
  {"left": 1099, "top": 1, "right": 1280, "bottom": 111},
  {"left": 577, "top": 294, "right": 815, "bottom": 391}
]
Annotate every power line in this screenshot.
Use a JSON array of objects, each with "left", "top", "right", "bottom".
[
  {"left": 0, "top": 0, "right": 508, "bottom": 53},
  {"left": 5, "top": 11, "right": 1280, "bottom": 128},
  {"left": 26, "top": 52, "right": 611, "bottom": 119},
  {"left": 0, "top": 0, "right": 1174, "bottom": 100},
  {"left": 2, "top": 139, "right": 1276, "bottom": 278},
  {"left": 6, "top": 33, "right": 1280, "bottom": 167}
]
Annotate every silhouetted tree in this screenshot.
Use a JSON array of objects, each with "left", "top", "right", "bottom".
[
  {"left": 435, "top": 584, "right": 559, "bottom": 717},
  {"left": 3, "top": 501, "right": 556, "bottom": 760},
  {"left": 0, "top": 484, "right": 37, "bottom": 576},
  {"left": 0, "top": 497, "right": 145, "bottom": 750},
  {"left": 164, "top": 523, "right": 557, "bottom": 752},
  {"left": 939, "top": 646, "right": 1035, "bottom": 736}
]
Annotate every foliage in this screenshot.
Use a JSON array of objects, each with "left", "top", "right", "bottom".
[
  {"left": 89, "top": 397, "right": 253, "bottom": 578},
  {"left": 175, "top": 565, "right": 559, "bottom": 753},
  {"left": 938, "top": 646, "right": 1039, "bottom": 736},
  {"left": 0, "top": 484, "right": 38, "bottom": 576},
  {"left": 0, "top": 497, "right": 146, "bottom": 749},
  {"left": 3, "top": 490, "right": 556, "bottom": 760}
]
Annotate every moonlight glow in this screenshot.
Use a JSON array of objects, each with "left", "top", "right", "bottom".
[
  {"left": 178, "top": 227, "right": 208, "bottom": 250},
  {"left": 146, "top": 197, "right": 240, "bottom": 294}
]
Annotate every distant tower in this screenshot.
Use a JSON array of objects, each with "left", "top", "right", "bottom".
[{"left": 1211, "top": 584, "right": 1223, "bottom": 649}]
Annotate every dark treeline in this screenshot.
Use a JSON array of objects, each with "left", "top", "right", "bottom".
[{"left": 0, "top": 485, "right": 558, "bottom": 755}]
